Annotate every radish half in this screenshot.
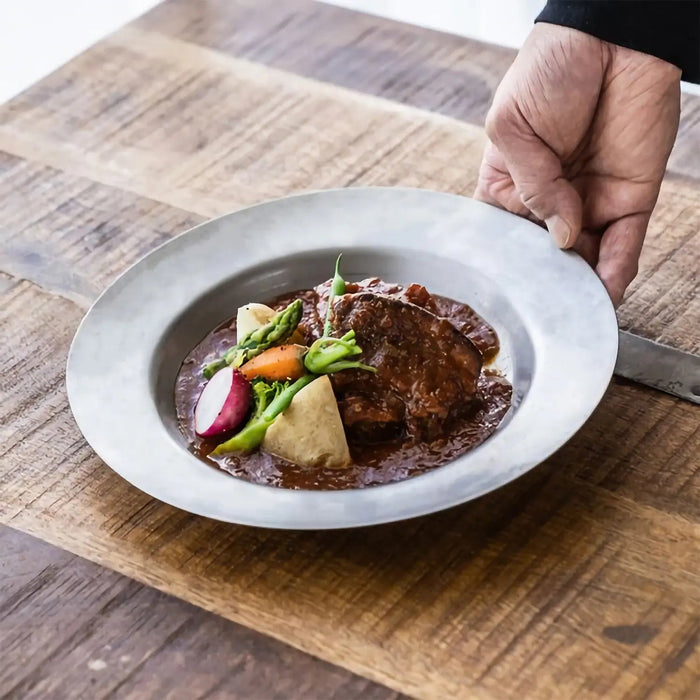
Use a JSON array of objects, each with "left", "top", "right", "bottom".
[{"left": 194, "top": 366, "right": 251, "bottom": 437}]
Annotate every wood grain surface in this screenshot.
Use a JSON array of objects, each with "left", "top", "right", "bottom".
[
  {"left": 0, "top": 1, "right": 698, "bottom": 698},
  {"left": 135, "top": 0, "right": 700, "bottom": 183},
  {"left": 0, "top": 525, "right": 401, "bottom": 699}
]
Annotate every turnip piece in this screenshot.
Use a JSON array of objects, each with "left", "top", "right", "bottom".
[
  {"left": 262, "top": 375, "right": 351, "bottom": 469},
  {"left": 194, "top": 367, "right": 251, "bottom": 437},
  {"left": 236, "top": 303, "right": 276, "bottom": 343}
]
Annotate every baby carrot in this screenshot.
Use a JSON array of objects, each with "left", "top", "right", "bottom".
[{"left": 239, "top": 344, "right": 308, "bottom": 382}]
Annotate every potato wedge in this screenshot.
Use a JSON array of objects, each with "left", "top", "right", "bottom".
[{"left": 262, "top": 375, "right": 351, "bottom": 469}]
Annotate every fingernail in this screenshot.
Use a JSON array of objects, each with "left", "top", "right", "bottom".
[{"left": 546, "top": 215, "right": 571, "bottom": 248}]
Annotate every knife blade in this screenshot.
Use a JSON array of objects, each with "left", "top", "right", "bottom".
[{"left": 615, "top": 330, "right": 700, "bottom": 404}]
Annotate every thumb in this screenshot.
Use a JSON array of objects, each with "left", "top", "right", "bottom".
[{"left": 485, "top": 110, "right": 582, "bottom": 248}]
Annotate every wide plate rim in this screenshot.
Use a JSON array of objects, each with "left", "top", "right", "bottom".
[{"left": 66, "top": 186, "right": 618, "bottom": 529}]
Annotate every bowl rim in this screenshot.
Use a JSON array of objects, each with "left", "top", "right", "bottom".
[{"left": 67, "top": 186, "right": 618, "bottom": 529}]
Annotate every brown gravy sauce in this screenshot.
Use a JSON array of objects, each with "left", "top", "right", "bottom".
[{"left": 175, "top": 283, "right": 512, "bottom": 490}]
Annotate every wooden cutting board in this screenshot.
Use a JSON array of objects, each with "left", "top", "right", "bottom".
[{"left": 0, "top": 1, "right": 698, "bottom": 698}]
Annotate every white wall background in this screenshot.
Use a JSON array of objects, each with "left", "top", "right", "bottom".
[
  {"left": 327, "top": 0, "right": 544, "bottom": 49},
  {"left": 0, "top": 0, "right": 160, "bottom": 104}
]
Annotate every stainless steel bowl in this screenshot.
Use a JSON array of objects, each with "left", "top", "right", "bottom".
[{"left": 67, "top": 187, "right": 618, "bottom": 528}]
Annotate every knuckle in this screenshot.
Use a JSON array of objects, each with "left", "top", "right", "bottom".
[
  {"left": 484, "top": 107, "right": 513, "bottom": 143},
  {"left": 519, "top": 190, "right": 538, "bottom": 209}
]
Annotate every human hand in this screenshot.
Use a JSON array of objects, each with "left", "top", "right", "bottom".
[{"left": 474, "top": 23, "right": 681, "bottom": 306}]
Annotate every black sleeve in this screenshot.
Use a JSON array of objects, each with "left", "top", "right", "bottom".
[{"left": 536, "top": 1, "right": 700, "bottom": 83}]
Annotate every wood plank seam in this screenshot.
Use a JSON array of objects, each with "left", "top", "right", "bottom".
[{"left": 0, "top": 271, "right": 92, "bottom": 317}]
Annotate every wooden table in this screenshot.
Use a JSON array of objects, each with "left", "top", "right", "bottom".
[{"left": 1, "top": 1, "right": 698, "bottom": 698}]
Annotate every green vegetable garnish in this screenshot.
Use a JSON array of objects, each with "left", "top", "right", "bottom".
[
  {"left": 204, "top": 299, "right": 303, "bottom": 379},
  {"left": 253, "top": 379, "right": 290, "bottom": 416},
  {"left": 310, "top": 255, "right": 375, "bottom": 375},
  {"left": 304, "top": 330, "right": 376, "bottom": 375},
  {"left": 208, "top": 255, "right": 374, "bottom": 456},
  {"left": 323, "top": 254, "right": 345, "bottom": 337},
  {"left": 211, "top": 375, "right": 316, "bottom": 454}
]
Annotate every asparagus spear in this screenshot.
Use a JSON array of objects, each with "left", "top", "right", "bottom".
[
  {"left": 203, "top": 299, "right": 303, "bottom": 379},
  {"left": 211, "top": 374, "right": 316, "bottom": 454}
]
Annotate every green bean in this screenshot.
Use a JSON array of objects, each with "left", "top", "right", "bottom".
[
  {"left": 323, "top": 254, "right": 345, "bottom": 337},
  {"left": 304, "top": 331, "right": 376, "bottom": 375}
]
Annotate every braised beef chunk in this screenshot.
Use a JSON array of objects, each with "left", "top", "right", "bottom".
[
  {"left": 339, "top": 394, "right": 405, "bottom": 443},
  {"left": 313, "top": 277, "right": 403, "bottom": 336},
  {"left": 399, "top": 283, "right": 437, "bottom": 310},
  {"left": 330, "top": 292, "right": 482, "bottom": 441},
  {"left": 314, "top": 278, "right": 499, "bottom": 360},
  {"left": 396, "top": 283, "right": 499, "bottom": 360}
]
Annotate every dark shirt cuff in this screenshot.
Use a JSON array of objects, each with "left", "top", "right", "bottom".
[{"left": 536, "top": 0, "right": 700, "bottom": 83}]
